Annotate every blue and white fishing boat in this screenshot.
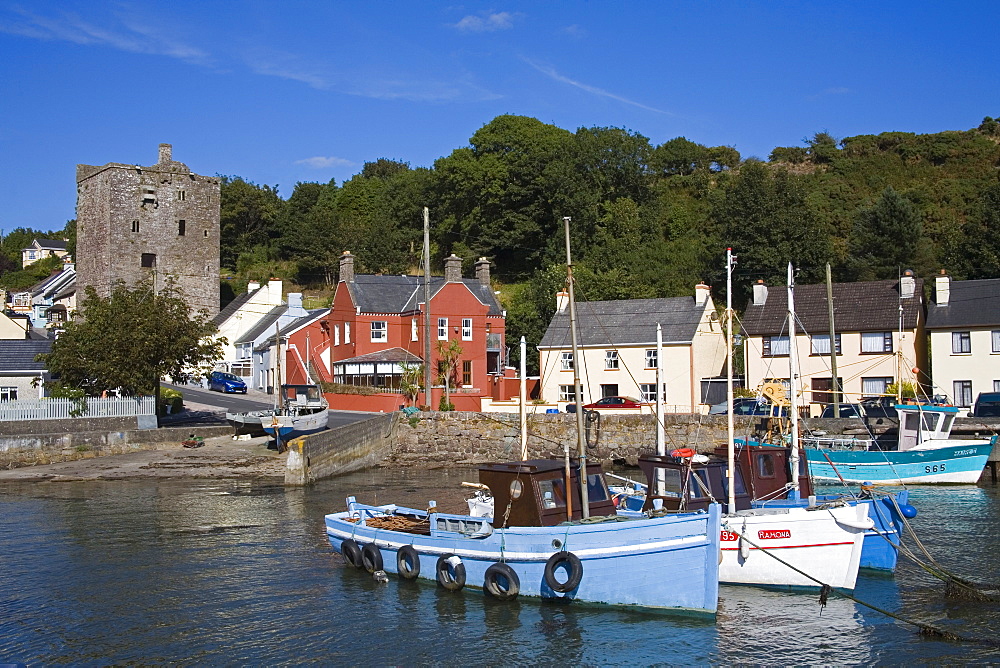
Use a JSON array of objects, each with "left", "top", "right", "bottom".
[
  {"left": 804, "top": 403, "right": 995, "bottom": 485},
  {"left": 326, "top": 459, "right": 721, "bottom": 613},
  {"left": 261, "top": 384, "right": 329, "bottom": 442}
]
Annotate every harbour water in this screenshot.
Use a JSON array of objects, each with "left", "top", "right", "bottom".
[{"left": 2, "top": 468, "right": 999, "bottom": 664}]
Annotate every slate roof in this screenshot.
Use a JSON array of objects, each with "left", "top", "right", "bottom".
[
  {"left": 212, "top": 288, "right": 259, "bottom": 325},
  {"left": 233, "top": 305, "right": 288, "bottom": 345},
  {"left": 538, "top": 296, "right": 710, "bottom": 348},
  {"left": 345, "top": 275, "right": 503, "bottom": 316},
  {"left": 31, "top": 239, "right": 68, "bottom": 251},
  {"left": 0, "top": 340, "right": 52, "bottom": 372},
  {"left": 925, "top": 278, "right": 1000, "bottom": 329},
  {"left": 741, "top": 278, "right": 924, "bottom": 337},
  {"left": 334, "top": 347, "right": 423, "bottom": 365}
]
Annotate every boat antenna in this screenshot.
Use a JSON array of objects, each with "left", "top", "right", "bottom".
[
  {"left": 726, "top": 248, "right": 736, "bottom": 512},
  {"left": 564, "top": 216, "right": 590, "bottom": 519},
  {"left": 787, "top": 262, "right": 801, "bottom": 499}
]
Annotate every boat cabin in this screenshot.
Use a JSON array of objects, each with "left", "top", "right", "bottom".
[
  {"left": 281, "top": 384, "right": 327, "bottom": 414},
  {"left": 896, "top": 404, "right": 958, "bottom": 451},
  {"left": 478, "top": 459, "right": 616, "bottom": 527},
  {"left": 637, "top": 444, "right": 813, "bottom": 513}
]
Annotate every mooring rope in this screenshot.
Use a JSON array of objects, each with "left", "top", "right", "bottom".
[{"left": 722, "top": 521, "right": 1000, "bottom": 648}]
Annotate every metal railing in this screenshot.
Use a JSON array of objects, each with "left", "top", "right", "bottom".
[{"left": 0, "top": 396, "right": 156, "bottom": 422}]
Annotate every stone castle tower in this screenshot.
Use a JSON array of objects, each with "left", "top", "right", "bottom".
[{"left": 75, "top": 143, "right": 220, "bottom": 316}]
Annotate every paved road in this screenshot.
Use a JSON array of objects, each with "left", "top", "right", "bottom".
[{"left": 163, "top": 384, "right": 375, "bottom": 429}]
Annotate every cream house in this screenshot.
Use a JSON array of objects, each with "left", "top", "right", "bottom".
[
  {"left": 537, "top": 284, "right": 727, "bottom": 413},
  {"left": 925, "top": 272, "right": 1000, "bottom": 413},
  {"left": 741, "top": 273, "right": 926, "bottom": 414}
]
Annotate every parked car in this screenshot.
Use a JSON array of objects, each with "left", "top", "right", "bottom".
[
  {"left": 972, "top": 392, "right": 1000, "bottom": 418},
  {"left": 209, "top": 371, "right": 247, "bottom": 394},
  {"left": 566, "top": 396, "right": 644, "bottom": 413},
  {"left": 859, "top": 396, "right": 897, "bottom": 419},
  {"left": 708, "top": 397, "right": 786, "bottom": 416},
  {"left": 820, "top": 403, "right": 863, "bottom": 418}
]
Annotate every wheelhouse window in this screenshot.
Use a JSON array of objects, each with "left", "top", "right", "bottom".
[
  {"left": 437, "top": 318, "right": 448, "bottom": 340},
  {"left": 560, "top": 352, "right": 574, "bottom": 371},
  {"left": 645, "top": 349, "right": 657, "bottom": 369},
  {"left": 763, "top": 336, "right": 789, "bottom": 357},
  {"left": 462, "top": 318, "right": 473, "bottom": 341},
  {"left": 559, "top": 385, "right": 576, "bottom": 402},
  {"left": 953, "top": 380, "right": 973, "bottom": 408},
  {"left": 756, "top": 454, "right": 776, "bottom": 478},
  {"left": 810, "top": 334, "right": 841, "bottom": 355},
  {"left": 861, "top": 332, "right": 893, "bottom": 353},
  {"left": 605, "top": 350, "right": 619, "bottom": 370},
  {"left": 952, "top": 331, "right": 971, "bottom": 354},
  {"left": 370, "top": 321, "right": 387, "bottom": 342}
]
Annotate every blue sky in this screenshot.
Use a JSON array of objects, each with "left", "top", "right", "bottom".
[{"left": 1, "top": 1, "right": 998, "bottom": 233}]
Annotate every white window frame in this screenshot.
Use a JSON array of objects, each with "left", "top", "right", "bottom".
[
  {"left": 605, "top": 350, "right": 619, "bottom": 370},
  {"left": 810, "top": 333, "right": 841, "bottom": 355},
  {"left": 645, "top": 349, "right": 657, "bottom": 369},
  {"left": 462, "top": 318, "right": 473, "bottom": 341},
  {"left": 861, "top": 331, "right": 892, "bottom": 353},
  {"left": 952, "top": 331, "right": 971, "bottom": 354},
  {"left": 437, "top": 318, "right": 448, "bottom": 340},
  {"left": 334, "top": 325, "right": 340, "bottom": 346},
  {"left": 0, "top": 387, "right": 18, "bottom": 402},
  {"left": 953, "top": 380, "right": 973, "bottom": 407},
  {"left": 560, "top": 352, "right": 574, "bottom": 371},
  {"left": 861, "top": 376, "right": 893, "bottom": 397},
  {"left": 345, "top": 322, "right": 351, "bottom": 344},
  {"left": 559, "top": 385, "right": 576, "bottom": 402},
  {"left": 764, "top": 336, "right": 790, "bottom": 356},
  {"left": 371, "top": 321, "right": 387, "bottom": 343},
  {"left": 411, "top": 318, "right": 418, "bottom": 342},
  {"left": 640, "top": 383, "right": 666, "bottom": 403}
]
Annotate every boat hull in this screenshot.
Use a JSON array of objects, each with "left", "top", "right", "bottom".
[
  {"left": 326, "top": 500, "right": 722, "bottom": 614},
  {"left": 719, "top": 504, "right": 869, "bottom": 589},
  {"left": 753, "top": 491, "right": 909, "bottom": 571},
  {"left": 805, "top": 443, "right": 992, "bottom": 484},
  {"left": 262, "top": 410, "right": 329, "bottom": 439},
  {"left": 226, "top": 410, "right": 272, "bottom": 437}
]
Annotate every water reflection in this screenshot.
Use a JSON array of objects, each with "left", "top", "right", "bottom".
[{"left": 1, "top": 475, "right": 998, "bottom": 663}]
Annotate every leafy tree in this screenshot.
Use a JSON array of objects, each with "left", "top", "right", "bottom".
[
  {"left": 0, "top": 254, "right": 63, "bottom": 291},
  {"left": 806, "top": 132, "right": 839, "bottom": 163},
  {"left": 38, "top": 280, "right": 223, "bottom": 401},
  {"left": 361, "top": 158, "right": 410, "bottom": 180},
  {"left": 651, "top": 137, "right": 709, "bottom": 176},
  {"left": 219, "top": 176, "right": 283, "bottom": 269},
  {"left": 434, "top": 339, "right": 463, "bottom": 410},
  {"left": 769, "top": 146, "right": 809, "bottom": 164},
  {"left": 952, "top": 180, "right": 1000, "bottom": 278},
  {"left": 847, "top": 186, "right": 923, "bottom": 280}
]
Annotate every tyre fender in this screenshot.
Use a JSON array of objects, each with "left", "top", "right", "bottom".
[
  {"left": 361, "top": 542, "right": 383, "bottom": 573},
  {"left": 543, "top": 551, "right": 583, "bottom": 593},
  {"left": 396, "top": 545, "right": 421, "bottom": 580},
  {"left": 483, "top": 562, "right": 521, "bottom": 601},
  {"left": 341, "top": 539, "right": 363, "bottom": 568},
  {"left": 435, "top": 553, "right": 467, "bottom": 591}
]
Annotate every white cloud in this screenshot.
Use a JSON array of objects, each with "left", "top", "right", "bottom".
[
  {"left": 453, "top": 12, "right": 515, "bottom": 32},
  {"left": 808, "top": 87, "right": 853, "bottom": 101},
  {"left": 242, "top": 49, "right": 331, "bottom": 90},
  {"left": 295, "top": 156, "right": 356, "bottom": 169},
  {"left": 561, "top": 24, "right": 586, "bottom": 38},
  {"left": 523, "top": 58, "right": 671, "bottom": 115},
  {"left": 0, "top": 7, "right": 211, "bottom": 65}
]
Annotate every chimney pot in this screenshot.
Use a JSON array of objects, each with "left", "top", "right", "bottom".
[
  {"left": 752, "top": 280, "right": 768, "bottom": 306},
  {"left": 475, "top": 257, "right": 491, "bottom": 286},
  {"left": 158, "top": 143, "right": 172, "bottom": 163},
  {"left": 900, "top": 270, "right": 916, "bottom": 299},
  {"left": 935, "top": 270, "right": 951, "bottom": 306},
  {"left": 695, "top": 281, "right": 710, "bottom": 306},
  {"left": 556, "top": 290, "right": 569, "bottom": 314}
]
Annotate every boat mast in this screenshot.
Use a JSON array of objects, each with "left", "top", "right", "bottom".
[
  {"left": 655, "top": 322, "right": 665, "bottom": 496},
  {"left": 787, "top": 262, "right": 801, "bottom": 499},
  {"left": 826, "top": 263, "right": 840, "bottom": 416},
  {"left": 519, "top": 336, "right": 527, "bottom": 460},
  {"left": 273, "top": 320, "right": 282, "bottom": 412},
  {"left": 564, "top": 216, "right": 590, "bottom": 519},
  {"left": 423, "top": 207, "right": 433, "bottom": 410},
  {"left": 726, "top": 248, "right": 736, "bottom": 512}
]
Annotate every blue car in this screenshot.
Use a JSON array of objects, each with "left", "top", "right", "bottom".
[{"left": 209, "top": 371, "right": 247, "bottom": 393}]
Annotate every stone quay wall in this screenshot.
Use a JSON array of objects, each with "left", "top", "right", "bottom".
[
  {"left": 286, "top": 413, "right": 397, "bottom": 485},
  {"left": 0, "top": 425, "right": 232, "bottom": 469}
]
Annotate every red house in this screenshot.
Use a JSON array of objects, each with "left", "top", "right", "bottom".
[{"left": 313, "top": 251, "right": 507, "bottom": 411}]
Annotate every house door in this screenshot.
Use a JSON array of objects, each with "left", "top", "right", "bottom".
[{"left": 811, "top": 377, "right": 842, "bottom": 405}]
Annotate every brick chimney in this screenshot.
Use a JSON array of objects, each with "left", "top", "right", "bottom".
[
  {"left": 752, "top": 280, "right": 768, "bottom": 306},
  {"left": 475, "top": 257, "right": 491, "bottom": 286},
  {"left": 900, "top": 269, "right": 916, "bottom": 299},
  {"left": 444, "top": 253, "right": 462, "bottom": 283},
  {"left": 158, "top": 143, "right": 172, "bottom": 164},
  {"left": 935, "top": 269, "right": 950, "bottom": 306},
  {"left": 695, "top": 281, "right": 710, "bottom": 306},
  {"left": 339, "top": 251, "right": 355, "bottom": 283}
]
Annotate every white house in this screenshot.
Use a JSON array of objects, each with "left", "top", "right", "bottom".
[
  {"left": 537, "top": 283, "right": 727, "bottom": 413},
  {"left": 21, "top": 238, "right": 69, "bottom": 268},
  {"left": 925, "top": 272, "right": 1000, "bottom": 412},
  {"left": 211, "top": 279, "right": 284, "bottom": 378},
  {"left": 741, "top": 273, "right": 926, "bottom": 414}
]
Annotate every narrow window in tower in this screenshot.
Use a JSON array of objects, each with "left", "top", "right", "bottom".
[
  {"left": 132, "top": 220, "right": 139, "bottom": 233},
  {"left": 178, "top": 220, "right": 186, "bottom": 236},
  {"left": 141, "top": 253, "right": 156, "bottom": 268}
]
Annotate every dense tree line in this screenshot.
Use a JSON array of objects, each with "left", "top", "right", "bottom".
[
  {"left": 0, "top": 220, "right": 76, "bottom": 291},
  {"left": 215, "top": 114, "right": 1000, "bottom": 372}
]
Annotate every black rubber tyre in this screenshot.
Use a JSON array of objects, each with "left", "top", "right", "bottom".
[
  {"left": 483, "top": 562, "right": 521, "bottom": 601},
  {"left": 397, "top": 545, "right": 420, "bottom": 580},
  {"left": 435, "top": 553, "right": 467, "bottom": 591},
  {"left": 361, "top": 543, "right": 383, "bottom": 573},
  {"left": 341, "top": 539, "right": 363, "bottom": 568},
  {"left": 544, "top": 551, "right": 583, "bottom": 593}
]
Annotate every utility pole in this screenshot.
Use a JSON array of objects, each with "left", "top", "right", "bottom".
[
  {"left": 826, "top": 264, "right": 840, "bottom": 416},
  {"left": 423, "top": 207, "right": 433, "bottom": 411}
]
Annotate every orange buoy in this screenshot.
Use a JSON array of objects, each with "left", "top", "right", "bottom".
[{"left": 670, "top": 448, "right": 696, "bottom": 459}]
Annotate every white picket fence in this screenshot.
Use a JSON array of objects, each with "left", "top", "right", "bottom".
[{"left": 0, "top": 396, "right": 157, "bottom": 422}]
